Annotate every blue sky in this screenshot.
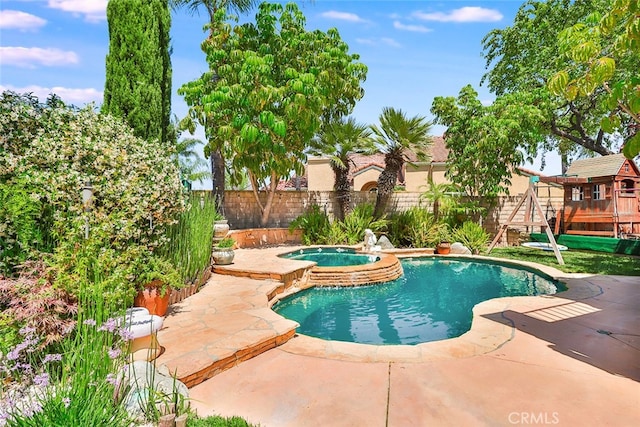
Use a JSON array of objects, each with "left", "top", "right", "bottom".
[{"left": 0, "top": 0, "right": 562, "bottom": 187}]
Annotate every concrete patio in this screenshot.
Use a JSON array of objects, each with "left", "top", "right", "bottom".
[{"left": 156, "top": 247, "right": 640, "bottom": 426}]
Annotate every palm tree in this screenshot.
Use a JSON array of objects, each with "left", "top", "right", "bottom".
[
  {"left": 176, "top": 138, "right": 211, "bottom": 186},
  {"left": 170, "top": 0, "right": 259, "bottom": 214},
  {"left": 371, "top": 107, "right": 433, "bottom": 218},
  {"left": 309, "top": 117, "right": 374, "bottom": 220},
  {"left": 420, "top": 178, "right": 458, "bottom": 222}
]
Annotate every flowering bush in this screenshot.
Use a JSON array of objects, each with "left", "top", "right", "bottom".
[{"left": 0, "top": 91, "right": 186, "bottom": 276}]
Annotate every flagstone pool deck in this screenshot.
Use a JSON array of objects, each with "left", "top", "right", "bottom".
[{"left": 156, "top": 247, "right": 640, "bottom": 426}]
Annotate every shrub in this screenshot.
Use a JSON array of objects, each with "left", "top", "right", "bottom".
[
  {"left": 0, "top": 260, "right": 77, "bottom": 351},
  {"left": 324, "top": 222, "right": 348, "bottom": 245},
  {"left": 453, "top": 221, "right": 490, "bottom": 254},
  {"left": 339, "top": 203, "right": 388, "bottom": 244},
  {"left": 0, "top": 179, "right": 56, "bottom": 276},
  {"left": 0, "top": 91, "right": 186, "bottom": 276},
  {"left": 289, "top": 204, "right": 331, "bottom": 245},
  {"left": 386, "top": 207, "right": 441, "bottom": 248},
  {"left": 385, "top": 210, "right": 415, "bottom": 247}
]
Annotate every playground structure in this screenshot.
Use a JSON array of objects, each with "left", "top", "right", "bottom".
[{"left": 541, "top": 154, "right": 640, "bottom": 239}]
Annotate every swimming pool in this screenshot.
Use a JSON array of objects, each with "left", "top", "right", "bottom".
[
  {"left": 273, "top": 257, "right": 565, "bottom": 345},
  {"left": 280, "top": 247, "right": 380, "bottom": 267}
]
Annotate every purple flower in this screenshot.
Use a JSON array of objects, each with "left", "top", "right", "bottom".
[
  {"left": 83, "top": 319, "right": 97, "bottom": 326},
  {"left": 118, "top": 328, "right": 134, "bottom": 341},
  {"left": 43, "top": 353, "right": 63, "bottom": 363},
  {"left": 105, "top": 373, "right": 118, "bottom": 386},
  {"left": 33, "top": 372, "right": 49, "bottom": 387},
  {"left": 22, "top": 401, "right": 42, "bottom": 417},
  {"left": 98, "top": 318, "right": 117, "bottom": 333},
  {"left": 6, "top": 349, "right": 20, "bottom": 361},
  {"left": 108, "top": 348, "right": 121, "bottom": 359},
  {"left": 18, "top": 363, "right": 32, "bottom": 374},
  {"left": 18, "top": 326, "right": 36, "bottom": 336}
]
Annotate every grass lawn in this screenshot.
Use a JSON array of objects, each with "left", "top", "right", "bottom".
[{"left": 487, "top": 246, "right": 640, "bottom": 276}]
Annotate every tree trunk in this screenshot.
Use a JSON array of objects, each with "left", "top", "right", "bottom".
[
  {"left": 374, "top": 166, "right": 399, "bottom": 218},
  {"left": 211, "top": 150, "right": 225, "bottom": 216},
  {"left": 374, "top": 153, "right": 403, "bottom": 218},
  {"left": 259, "top": 172, "right": 278, "bottom": 227},
  {"left": 334, "top": 166, "right": 351, "bottom": 221}
]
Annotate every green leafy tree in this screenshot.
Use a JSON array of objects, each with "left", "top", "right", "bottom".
[
  {"left": 548, "top": 0, "right": 640, "bottom": 159},
  {"left": 370, "top": 107, "right": 432, "bottom": 218},
  {"left": 171, "top": 0, "right": 260, "bottom": 214},
  {"left": 179, "top": 2, "right": 367, "bottom": 226},
  {"left": 102, "top": 0, "right": 173, "bottom": 145},
  {"left": 431, "top": 85, "right": 546, "bottom": 199},
  {"left": 481, "top": 0, "right": 637, "bottom": 165},
  {"left": 308, "top": 117, "right": 374, "bottom": 220}
]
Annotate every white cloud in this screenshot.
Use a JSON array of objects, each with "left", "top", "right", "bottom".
[
  {"left": 356, "top": 37, "right": 402, "bottom": 48},
  {"left": 393, "top": 21, "right": 432, "bottom": 33},
  {"left": 48, "top": 0, "right": 107, "bottom": 22},
  {"left": 0, "top": 47, "right": 79, "bottom": 68},
  {"left": 320, "top": 10, "right": 368, "bottom": 23},
  {"left": 0, "top": 10, "right": 47, "bottom": 31},
  {"left": 0, "top": 84, "right": 103, "bottom": 105},
  {"left": 356, "top": 38, "right": 376, "bottom": 46},
  {"left": 380, "top": 38, "right": 401, "bottom": 48},
  {"left": 413, "top": 7, "right": 503, "bottom": 23}
]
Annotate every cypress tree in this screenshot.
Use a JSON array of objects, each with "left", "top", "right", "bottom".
[{"left": 103, "top": 0, "right": 172, "bottom": 145}]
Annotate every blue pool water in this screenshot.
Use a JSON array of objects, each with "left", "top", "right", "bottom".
[
  {"left": 280, "top": 247, "right": 379, "bottom": 267},
  {"left": 273, "top": 257, "right": 564, "bottom": 345}
]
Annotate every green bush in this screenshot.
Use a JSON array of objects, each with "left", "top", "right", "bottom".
[
  {"left": 324, "top": 222, "right": 348, "bottom": 245},
  {"left": 339, "top": 203, "right": 388, "bottom": 244},
  {"left": 386, "top": 207, "right": 443, "bottom": 248},
  {"left": 0, "top": 179, "right": 56, "bottom": 276},
  {"left": 1, "top": 91, "right": 185, "bottom": 281},
  {"left": 453, "top": 221, "right": 490, "bottom": 254},
  {"left": 289, "top": 204, "right": 331, "bottom": 245},
  {"left": 385, "top": 209, "right": 414, "bottom": 247}
]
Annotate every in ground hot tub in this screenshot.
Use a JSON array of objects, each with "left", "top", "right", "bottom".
[{"left": 279, "top": 247, "right": 403, "bottom": 287}]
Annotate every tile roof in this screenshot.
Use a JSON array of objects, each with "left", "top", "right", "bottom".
[
  {"left": 349, "top": 135, "right": 448, "bottom": 172},
  {"left": 565, "top": 153, "right": 631, "bottom": 178}
]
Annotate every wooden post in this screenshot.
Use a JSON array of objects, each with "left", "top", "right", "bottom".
[{"left": 488, "top": 178, "right": 564, "bottom": 265}]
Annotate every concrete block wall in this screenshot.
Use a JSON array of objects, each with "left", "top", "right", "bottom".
[{"left": 218, "top": 190, "right": 563, "bottom": 236}]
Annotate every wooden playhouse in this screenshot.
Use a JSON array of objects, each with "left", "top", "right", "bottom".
[{"left": 542, "top": 154, "right": 640, "bottom": 238}]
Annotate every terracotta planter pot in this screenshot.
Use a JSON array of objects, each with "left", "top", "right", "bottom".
[
  {"left": 436, "top": 242, "right": 451, "bottom": 255},
  {"left": 134, "top": 280, "right": 172, "bottom": 316}
]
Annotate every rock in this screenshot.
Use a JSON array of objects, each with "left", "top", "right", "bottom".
[
  {"left": 450, "top": 242, "right": 471, "bottom": 254},
  {"left": 376, "top": 235, "right": 394, "bottom": 249}
]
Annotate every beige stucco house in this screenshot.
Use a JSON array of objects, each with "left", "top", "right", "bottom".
[{"left": 306, "top": 136, "right": 563, "bottom": 199}]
